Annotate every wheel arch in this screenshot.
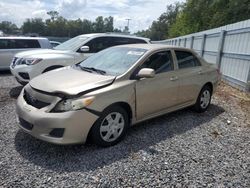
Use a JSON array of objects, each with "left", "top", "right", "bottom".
[
  {"left": 203, "top": 82, "right": 213, "bottom": 93},
  {"left": 86, "top": 101, "right": 133, "bottom": 145}
]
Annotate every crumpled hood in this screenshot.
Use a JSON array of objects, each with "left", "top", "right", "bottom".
[
  {"left": 29, "top": 67, "right": 116, "bottom": 96},
  {"left": 15, "top": 49, "right": 75, "bottom": 59}
]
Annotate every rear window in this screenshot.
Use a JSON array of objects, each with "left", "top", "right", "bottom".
[{"left": 0, "top": 39, "right": 41, "bottom": 49}]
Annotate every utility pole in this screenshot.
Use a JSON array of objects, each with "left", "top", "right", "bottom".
[{"left": 126, "top": 18, "right": 131, "bottom": 31}]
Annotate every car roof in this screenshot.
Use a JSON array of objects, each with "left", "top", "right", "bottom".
[
  {"left": 0, "top": 36, "right": 48, "bottom": 40},
  {"left": 77, "top": 33, "right": 150, "bottom": 41},
  {"left": 114, "top": 43, "right": 193, "bottom": 51}
]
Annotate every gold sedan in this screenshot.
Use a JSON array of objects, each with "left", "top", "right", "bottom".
[{"left": 16, "top": 44, "right": 219, "bottom": 146}]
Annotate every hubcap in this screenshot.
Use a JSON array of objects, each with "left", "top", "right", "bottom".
[
  {"left": 100, "top": 112, "right": 125, "bottom": 142},
  {"left": 200, "top": 90, "right": 211, "bottom": 109}
]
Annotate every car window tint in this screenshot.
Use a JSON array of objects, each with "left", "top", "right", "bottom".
[
  {"left": 13, "top": 39, "right": 41, "bottom": 48},
  {"left": 112, "top": 37, "right": 147, "bottom": 45},
  {"left": 141, "top": 51, "right": 174, "bottom": 74},
  {"left": 175, "top": 51, "right": 201, "bottom": 69},
  {"left": 85, "top": 37, "right": 112, "bottom": 53},
  {"left": 127, "top": 38, "right": 147, "bottom": 44},
  {"left": 0, "top": 39, "right": 10, "bottom": 49}
]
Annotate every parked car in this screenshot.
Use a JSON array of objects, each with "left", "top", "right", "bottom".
[
  {"left": 50, "top": 41, "right": 61, "bottom": 48},
  {"left": 0, "top": 37, "right": 52, "bottom": 70},
  {"left": 10, "top": 33, "right": 150, "bottom": 85},
  {"left": 16, "top": 44, "right": 219, "bottom": 146}
]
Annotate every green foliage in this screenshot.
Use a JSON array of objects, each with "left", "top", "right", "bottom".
[
  {"left": 20, "top": 11, "right": 117, "bottom": 37},
  {"left": 135, "top": 3, "right": 182, "bottom": 40},
  {"left": 136, "top": 0, "right": 250, "bottom": 40},
  {"left": 0, "top": 21, "right": 18, "bottom": 34},
  {"left": 22, "top": 18, "right": 45, "bottom": 35}
]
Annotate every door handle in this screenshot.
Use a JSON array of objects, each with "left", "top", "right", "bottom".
[{"left": 170, "top": 76, "right": 178, "bottom": 81}]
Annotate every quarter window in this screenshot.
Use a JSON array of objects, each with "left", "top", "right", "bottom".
[
  {"left": 141, "top": 51, "right": 174, "bottom": 74},
  {"left": 0, "top": 39, "right": 40, "bottom": 49},
  {"left": 175, "top": 51, "right": 201, "bottom": 69},
  {"left": 14, "top": 39, "right": 40, "bottom": 48}
]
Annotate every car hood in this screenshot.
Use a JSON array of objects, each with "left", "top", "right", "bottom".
[
  {"left": 15, "top": 49, "right": 75, "bottom": 59},
  {"left": 29, "top": 67, "right": 116, "bottom": 96}
]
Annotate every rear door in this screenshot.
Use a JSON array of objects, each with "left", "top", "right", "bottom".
[
  {"left": 135, "top": 50, "right": 179, "bottom": 120},
  {"left": 0, "top": 39, "right": 13, "bottom": 69},
  {"left": 173, "top": 50, "right": 203, "bottom": 104}
]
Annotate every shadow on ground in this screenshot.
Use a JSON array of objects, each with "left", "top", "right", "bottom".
[
  {"left": 0, "top": 70, "right": 11, "bottom": 75},
  {"left": 15, "top": 104, "right": 225, "bottom": 173},
  {"left": 9, "top": 86, "right": 23, "bottom": 99}
]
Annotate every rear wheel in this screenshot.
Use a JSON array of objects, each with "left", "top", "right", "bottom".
[
  {"left": 194, "top": 85, "right": 212, "bottom": 113},
  {"left": 90, "top": 106, "right": 129, "bottom": 147}
]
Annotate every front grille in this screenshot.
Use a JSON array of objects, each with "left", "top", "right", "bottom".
[
  {"left": 19, "top": 72, "right": 30, "bottom": 80},
  {"left": 24, "top": 90, "right": 50, "bottom": 109},
  {"left": 19, "top": 118, "right": 33, "bottom": 130}
]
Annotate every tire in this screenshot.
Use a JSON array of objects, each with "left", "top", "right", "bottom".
[
  {"left": 194, "top": 85, "right": 212, "bottom": 113},
  {"left": 90, "top": 105, "right": 129, "bottom": 147}
]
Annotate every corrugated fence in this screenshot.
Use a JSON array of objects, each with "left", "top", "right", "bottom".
[{"left": 154, "top": 19, "right": 250, "bottom": 91}]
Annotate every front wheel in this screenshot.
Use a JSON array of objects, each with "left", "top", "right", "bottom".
[
  {"left": 194, "top": 85, "right": 212, "bottom": 113},
  {"left": 90, "top": 106, "right": 129, "bottom": 147}
]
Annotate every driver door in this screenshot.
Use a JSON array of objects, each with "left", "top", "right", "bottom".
[{"left": 135, "top": 50, "right": 180, "bottom": 120}]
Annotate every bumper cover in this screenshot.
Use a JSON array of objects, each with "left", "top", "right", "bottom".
[{"left": 16, "top": 91, "right": 98, "bottom": 145}]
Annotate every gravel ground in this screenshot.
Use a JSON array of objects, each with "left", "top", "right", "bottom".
[{"left": 0, "top": 72, "right": 249, "bottom": 187}]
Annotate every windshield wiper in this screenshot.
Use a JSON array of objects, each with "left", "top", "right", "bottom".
[{"left": 80, "top": 66, "right": 106, "bottom": 75}]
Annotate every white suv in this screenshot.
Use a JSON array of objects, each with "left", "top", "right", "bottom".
[
  {"left": 10, "top": 33, "right": 150, "bottom": 85},
  {"left": 0, "top": 37, "right": 52, "bottom": 70}
]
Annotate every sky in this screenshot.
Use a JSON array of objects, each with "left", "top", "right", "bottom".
[{"left": 0, "top": 0, "right": 183, "bottom": 33}]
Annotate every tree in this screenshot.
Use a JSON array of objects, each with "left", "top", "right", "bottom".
[
  {"left": 93, "top": 16, "right": 105, "bottom": 32},
  {"left": 104, "top": 16, "right": 114, "bottom": 32},
  {"left": 47, "top": 11, "right": 59, "bottom": 22},
  {"left": 22, "top": 18, "right": 45, "bottom": 35},
  {"left": 135, "top": 3, "right": 182, "bottom": 40},
  {"left": 0, "top": 21, "right": 18, "bottom": 34}
]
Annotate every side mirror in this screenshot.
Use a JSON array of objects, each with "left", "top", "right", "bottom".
[
  {"left": 137, "top": 68, "right": 155, "bottom": 79},
  {"left": 80, "top": 46, "right": 90, "bottom": 52}
]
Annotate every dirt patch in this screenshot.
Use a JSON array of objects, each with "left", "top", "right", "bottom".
[{"left": 215, "top": 81, "right": 250, "bottom": 126}]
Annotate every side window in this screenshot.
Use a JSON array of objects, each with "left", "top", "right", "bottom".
[
  {"left": 175, "top": 51, "right": 201, "bottom": 69},
  {"left": 85, "top": 37, "right": 111, "bottom": 53},
  {"left": 128, "top": 38, "right": 147, "bottom": 44},
  {"left": 109, "top": 37, "right": 147, "bottom": 47},
  {"left": 0, "top": 39, "right": 10, "bottom": 49},
  {"left": 111, "top": 37, "right": 130, "bottom": 46},
  {"left": 13, "top": 39, "right": 41, "bottom": 49},
  {"left": 141, "top": 51, "right": 174, "bottom": 74}
]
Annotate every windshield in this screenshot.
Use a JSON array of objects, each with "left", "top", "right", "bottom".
[
  {"left": 54, "top": 36, "right": 89, "bottom": 51},
  {"left": 78, "top": 47, "right": 147, "bottom": 76}
]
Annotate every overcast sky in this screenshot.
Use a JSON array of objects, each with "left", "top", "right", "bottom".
[{"left": 0, "top": 0, "right": 183, "bottom": 32}]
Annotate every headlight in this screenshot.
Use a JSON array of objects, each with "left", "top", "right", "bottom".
[
  {"left": 19, "top": 58, "right": 43, "bottom": 65},
  {"left": 52, "top": 96, "right": 95, "bottom": 112}
]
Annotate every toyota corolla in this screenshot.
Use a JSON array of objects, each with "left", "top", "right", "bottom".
[{"left": 16, "top": 44, "right": 219, "bottom": 146}]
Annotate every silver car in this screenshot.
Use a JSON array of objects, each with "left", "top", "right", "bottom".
[
  {"left": 16, "top": 44, "right": 219, "bottom": 147},
  {"left": 0, "top": 37, "right": 52, "bottom": 70}
]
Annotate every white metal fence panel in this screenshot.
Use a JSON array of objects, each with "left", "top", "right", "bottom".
[{"left": 154, "top": 19, "right": 250, "bottom": 91}]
